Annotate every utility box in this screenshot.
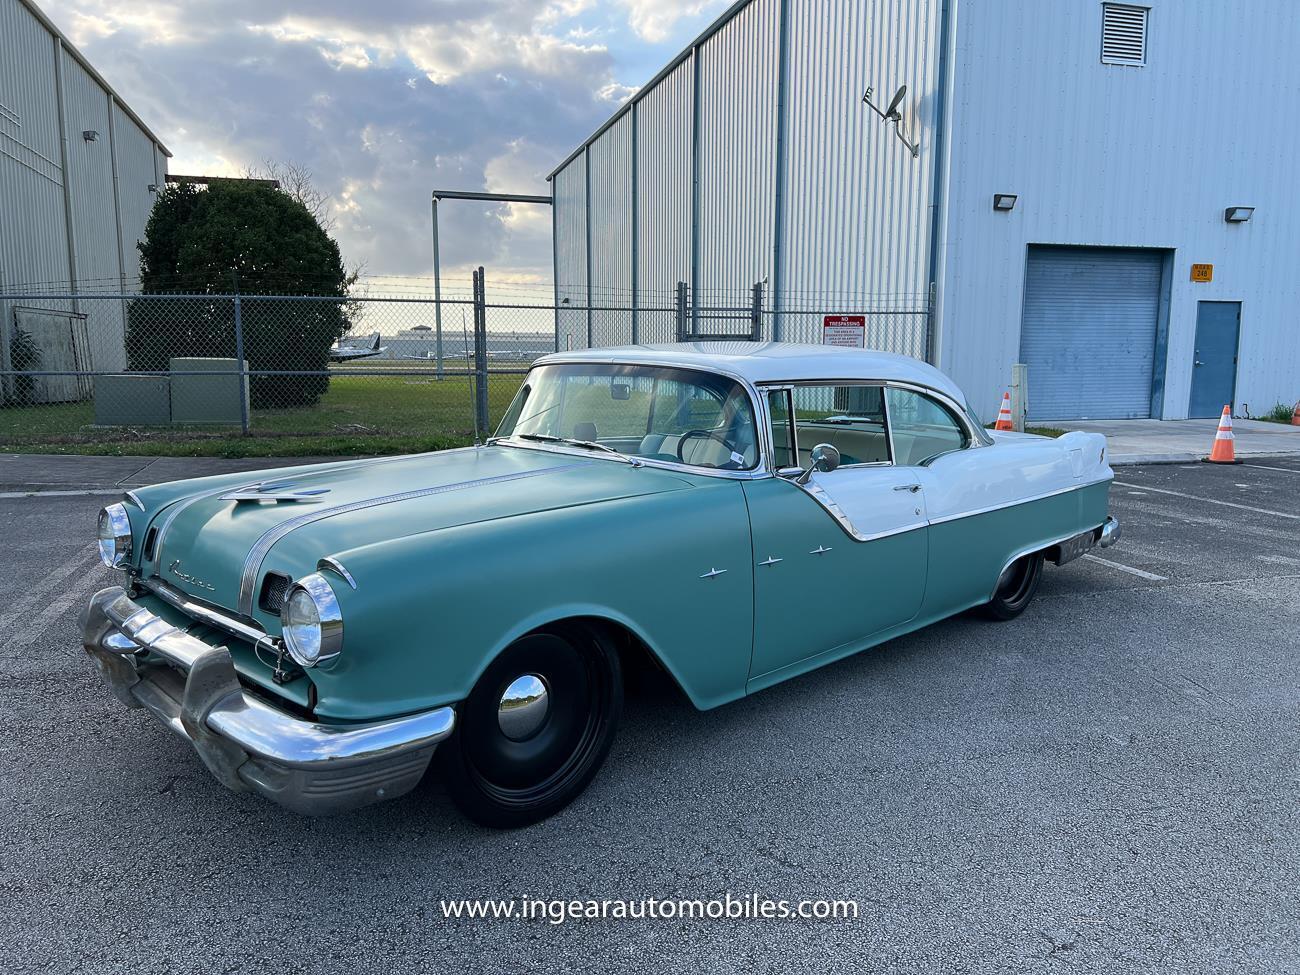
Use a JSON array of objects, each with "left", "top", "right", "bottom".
[
  {"left": 169, "top": 358, "right": 248, "bottom": 425},
  {"left": 93, "top": 375, "right": 172, "bottom": 426}
]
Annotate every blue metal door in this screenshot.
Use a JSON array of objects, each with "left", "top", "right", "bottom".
[{"left": 1188, "top": 302, "right": 1241, "bottom": 418}]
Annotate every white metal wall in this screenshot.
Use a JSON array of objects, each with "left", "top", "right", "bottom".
[
  {"left": 550, "top": 0, "right": 943, "bottom": 350},
  {"left": 695, "top": 0, "right": 779, "bottom": 307},
  {"left": 780, "top": 0, "right": 942, "bottom": 343},
  {"left": 587, "top": 112, "right": 633, "bottom": 345},
  {"left": 0, "top": 0, "right": 168, "bottom": 384},
  {"left": 552, "top": 156, "right": 587, "bottom": 350},
  {"left": 635, "top": 59, "right": 693, "bottom": 341},
  {"left": 939, "top": 0, "right": 1300, "bottom": 419}
]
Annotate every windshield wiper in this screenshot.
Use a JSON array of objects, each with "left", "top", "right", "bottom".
[{"left": 515, "top": 433, "right": 640, "bottom": 465}]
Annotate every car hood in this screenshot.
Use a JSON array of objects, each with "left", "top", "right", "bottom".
[{"left": 142, "top": 446, "right": 696, "bottom": 617}]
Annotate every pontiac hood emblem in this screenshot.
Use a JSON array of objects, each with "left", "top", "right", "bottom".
[{"left": 168, "top": 559, "right": 216, "bottom": 591}]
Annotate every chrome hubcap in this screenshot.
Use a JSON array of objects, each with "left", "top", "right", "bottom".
[{"left": 497, "top": 674, "right": 550, "bottom": 741}]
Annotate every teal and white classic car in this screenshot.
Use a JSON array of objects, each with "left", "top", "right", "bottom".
[{"left": 84, "top": 343, "right": 1119, "bottom": 826}]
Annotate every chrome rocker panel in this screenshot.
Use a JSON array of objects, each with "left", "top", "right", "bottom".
[{"left": 82, "top": 587, "right": 455, "bottom": 816}]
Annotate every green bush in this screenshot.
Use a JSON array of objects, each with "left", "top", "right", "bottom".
[
  {"left": 126, "top": 181, "right": 351, "bottom": 409},
  {"left": 1259, "top": 402, "right": 1296, "bottom": 424}
]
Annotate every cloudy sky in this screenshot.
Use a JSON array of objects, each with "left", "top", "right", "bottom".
[{"left": 43, "top": 0, "right": 730, "bottom": 292}]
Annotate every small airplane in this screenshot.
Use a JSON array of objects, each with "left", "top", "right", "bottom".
[{"left": 329, "top": 332, "right": 387, "bottom": 362}]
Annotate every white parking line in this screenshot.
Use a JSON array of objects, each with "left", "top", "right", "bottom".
[
  {"left": 0, "top": 489, "right": 122, "bottom": 499},
  {"left": 1082, "top": 554, "right": 1168, "bottom": 581},
  {"left": 1242, "top": 463, "right": 1300, "bottom": 474},
  {"left": 1112, "top": 481, "right": 1300, "bottom": 520}
]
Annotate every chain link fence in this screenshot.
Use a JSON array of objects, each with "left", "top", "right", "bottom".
[{"left": 0, "top": 270, "right": 929, "bottom": 455}]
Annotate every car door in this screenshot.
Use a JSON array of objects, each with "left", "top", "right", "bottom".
[{"left": 744, "top": 385, "right": 928, "bottom": 684}]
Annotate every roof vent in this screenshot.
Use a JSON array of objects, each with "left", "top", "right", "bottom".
[{"left": 1102, "top": 4, "right": 1148, "bottom": 66}]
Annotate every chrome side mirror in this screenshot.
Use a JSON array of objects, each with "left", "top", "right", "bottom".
[{"left": 795, "top": 443, "right": 840, "bottom": 484}]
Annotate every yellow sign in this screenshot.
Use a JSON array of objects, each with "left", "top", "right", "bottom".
[{"left": 1191, "top": 263, "right": 1214, "bottom": 282}]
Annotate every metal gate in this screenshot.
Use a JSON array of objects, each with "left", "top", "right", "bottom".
[{"left": 1020, "top": 246, "right": 1165, "bottom": 420}]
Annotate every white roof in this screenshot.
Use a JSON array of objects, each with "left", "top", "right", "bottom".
[{"left": 538, "top": 343, "right": 969, "bottom": 407}]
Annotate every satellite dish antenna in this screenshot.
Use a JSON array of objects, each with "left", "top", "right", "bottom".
[
  {"left": 885, "top": 84, "right": 907, "bottom": 119},
  {"left": 861, "top": 82, "right": 919, "bottom": 159}
]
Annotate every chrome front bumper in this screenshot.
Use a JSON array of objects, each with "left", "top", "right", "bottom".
[{"left": 82, "top": 587, "right": 455, "bottom": 815}]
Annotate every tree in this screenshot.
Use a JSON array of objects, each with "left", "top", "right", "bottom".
[{"left": 125, "top": 179, "right": 351, "bottom": 409}]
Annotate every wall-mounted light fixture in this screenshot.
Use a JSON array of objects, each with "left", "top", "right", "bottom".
[
  {"left": 993, "top": 194, "right": 1018, "bottom": 212},
  {"left": 1224, "top": 206, "right": 1254, "bottom": 223},
  {"left": 81, "top": 130, "right": 99, "bottom": 142},
  {"left": 147, "top": 184, "right": 159, "bottom": 193}
]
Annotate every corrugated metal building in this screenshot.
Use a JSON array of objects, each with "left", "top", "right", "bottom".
[
  {"left": 550, "top": 0, "right": 1300, "bottom": 421},
  {"left": 0, "top": 0, "right": 170, "bottom": 385}
]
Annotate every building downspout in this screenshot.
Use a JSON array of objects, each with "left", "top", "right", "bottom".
[
  {"left": 925, "top": 0, "right": 957, "bottom": 368},
  {"left": 106, "top": 92, "right": 127, "bottom": 292},
  {"left": 770, "top": 0, "right": 791, "bottom": 342}
]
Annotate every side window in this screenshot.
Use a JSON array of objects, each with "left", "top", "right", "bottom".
[
  {"left": 886, "top": 387, "right": 969, "bottom": 466},
  {"left": 789, "top": 385, "right": 889, "bottom": 466},
  {"left": 767, "top": 390, "right": 795, "bottom": 469}
]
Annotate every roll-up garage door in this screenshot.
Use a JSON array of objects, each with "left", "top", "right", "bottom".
[{"left": 1020, "top": 246, "right": 1164, "bottom": 420}]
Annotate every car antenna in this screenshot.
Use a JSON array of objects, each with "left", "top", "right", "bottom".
[{"left": 462, "top": 308, "right": 480, "bottom": 446}]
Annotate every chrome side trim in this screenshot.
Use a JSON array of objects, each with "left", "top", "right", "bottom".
[
  {"left": 317, "top": 556, "right": 358, "bottom": 589},
  {"left": 136, "top": 576, "right": 271, "bottom": 648},
  {"left": 236, "top": 463, "right": 586, "bottom": 616},
  {"left": 926, "top": 476, "right": 1112, "bottom": 526},
  {"left": 794, "top": 474, "right": 1112, "bottom": 544}
]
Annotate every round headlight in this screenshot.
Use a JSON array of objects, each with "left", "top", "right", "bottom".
[
  {"left": 97, "top": 503, "right": 132, "bottom": 568},
  {"left": 280, "top": 572, "right": 343, "bottom": 668}
]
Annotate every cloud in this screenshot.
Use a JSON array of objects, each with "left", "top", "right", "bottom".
[
  {"left": 616, "top": 0, "right": 719, "bottom": 43},
  {"left": 37, "top": 0, "right": 726, "bottom": 290}
]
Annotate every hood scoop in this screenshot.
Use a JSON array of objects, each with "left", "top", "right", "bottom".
[{"left": 220, "top": 483, "right": 331, "bottom": 504}]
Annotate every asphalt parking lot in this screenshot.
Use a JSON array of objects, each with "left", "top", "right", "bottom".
[{"left": 2, "top": 457, "right": 1298, "bottom": 974}]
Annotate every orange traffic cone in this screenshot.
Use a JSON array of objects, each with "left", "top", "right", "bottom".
[
  {"left": 1291, "top": 400, "right": 1300, "bottom": 426},
  {"left": 994, "top": 392, "right": 1014, "bottom": 431},
  {"left": 1204, "top": 406, "right": 1242, "bottom": 464}
]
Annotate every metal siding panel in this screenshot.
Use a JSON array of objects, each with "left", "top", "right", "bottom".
[
  {"left": 0, "top": 0, "right": 62, "bottom": 167},
  {"left": 62, "top": 52, "right": 126, "bottom": 368},
  {"left": 1021, "top": 247, "right": 1162, "bottom": 420},
  {"left": 111, "top": 100, "right": 156, "bottom": 283},
  {"left": 941, "top": 0, "right": 1300, "bottom": 419},
  {"left": 635, "top": 57, "right": 694, "bottom": 342},
  {"left": 696, "top": 0, "right": 779, "bottom": 310},
  {"left": 587, "top": 112, "right": 633, "bottom": 345},
  {"left": 552, "top": 157, "right": 588, "bottom": 350},
  {"left": 779, "top": 0, "right": 941, "bottom": 349}
]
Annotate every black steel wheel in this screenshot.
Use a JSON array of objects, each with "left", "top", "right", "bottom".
[
  {"left": 981, "top": 553, "right": 1044, "bottom": 621},
  {"left": 440, "top": 622, "right": 622, "bottom": 828}
]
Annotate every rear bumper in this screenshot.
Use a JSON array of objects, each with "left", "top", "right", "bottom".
[
  {"left": 1100, "top": 515, "right": 1121, "bottom": 548},
  {"left": 81, "top": 587, "right": 455, "bottom": 815}
]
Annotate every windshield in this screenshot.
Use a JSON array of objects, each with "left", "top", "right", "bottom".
[{"left": 495, "top": 363, "right": 760, "bottom": 471}]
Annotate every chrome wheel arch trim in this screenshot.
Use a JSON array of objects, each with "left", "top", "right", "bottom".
[{"left": 236, "top": 463, "right": 587, "bottom": 616}]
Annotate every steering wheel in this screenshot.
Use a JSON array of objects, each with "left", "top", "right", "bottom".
[{"left": 676, "top": 429, "right": 742, "bottom": 468}]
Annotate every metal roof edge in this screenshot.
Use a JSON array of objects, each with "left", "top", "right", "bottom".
[
  {"left": 545, "top": 0, "right": 755, "bottom": 181},
  {"left": 18, "top": 0, "right": 173, "bottom": 157}
]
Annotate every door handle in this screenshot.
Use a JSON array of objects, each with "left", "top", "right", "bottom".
[
  {"left": 1194, "top": 360, "right": 1204, "bottom": 366},
  {"left": 893, "top": 483, "right": 921, "bottom": 493}
]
